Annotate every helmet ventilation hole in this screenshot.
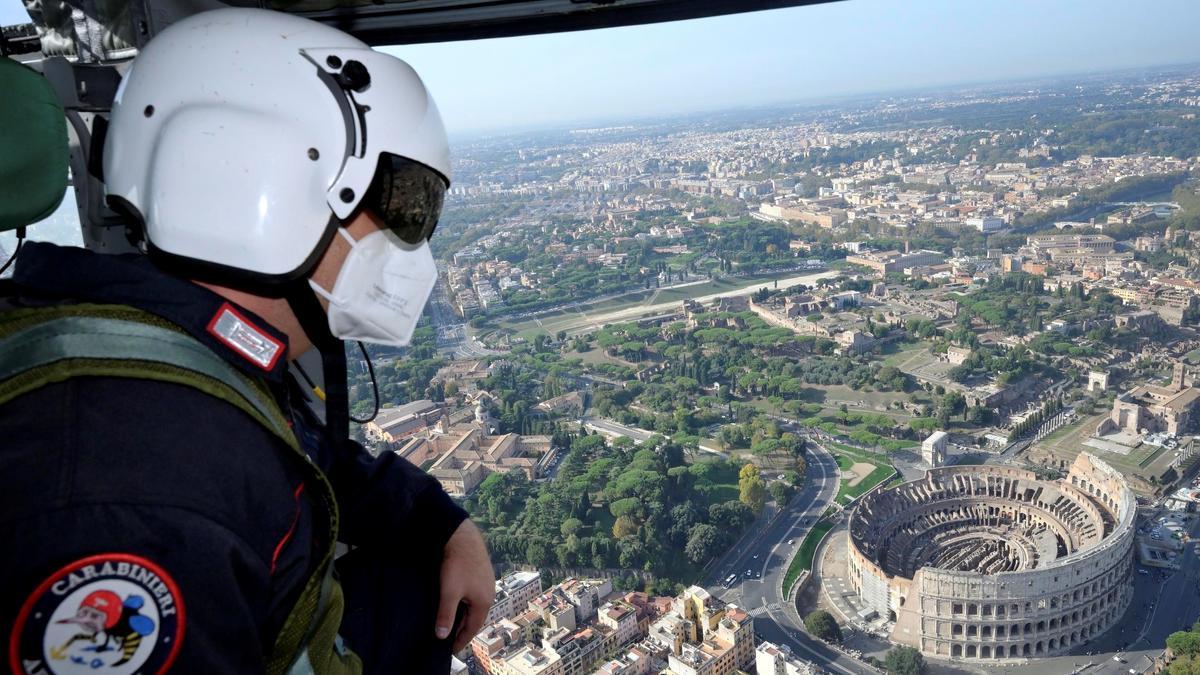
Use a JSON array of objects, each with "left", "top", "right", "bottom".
[
  {"left": 308, "top": 148, "right": 320, "bottom": 161},
  {"left": 339, "top": 188, "right": 355, "bottom": 203},
  {"left": 143, "top": 105, "right": 154, "bottom": 118}
]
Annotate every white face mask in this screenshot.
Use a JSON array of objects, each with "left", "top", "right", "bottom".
[{"left": 308, "top": 228, "right": 438, "bottom": 347}]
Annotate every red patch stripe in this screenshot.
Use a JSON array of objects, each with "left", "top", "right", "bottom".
[{"left": 270, "top": 484, "right": 306, "bottom": 575}]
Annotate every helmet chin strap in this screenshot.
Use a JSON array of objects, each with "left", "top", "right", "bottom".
[{"left": 287, "top": 282, "right": 349, "bottom": 448}]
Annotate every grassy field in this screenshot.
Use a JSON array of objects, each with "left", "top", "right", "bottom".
[
  {"left": 839, "top": 465, "right": 895, "bottom": 503},
  {"left": 1034, "top": 411, "right": 1108, "bottom": 455},
  {"left": 800, "top": 384, "right": 913, "bottom": 413},
  {"left": 650, "top": 278, "right": 741, "bottom": 303},
  {"left": 581, "top": 289, "right": 656, "bottom": 312},
  {"left": 694, "top": 459, "right": 741, "bottom": 508},
  {"left": 826, "top": 442, "right": 897, "bottom": 504},
  {"left": 573, "top": 347, "right": 636, "bottom": 369},
  {"left": 881, "top": 341, "right": 933, "bottom": 367},
  {"left": 1038, "top": 417, "right": 1083, "bottom": 445},
  {"left": 1137, "top": 445, "right": 1170, "bottom": 469}
]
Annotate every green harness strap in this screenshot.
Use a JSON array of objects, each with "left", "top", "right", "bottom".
[{"left": 0, "top": 304, "right": 360, "bottom": 675}]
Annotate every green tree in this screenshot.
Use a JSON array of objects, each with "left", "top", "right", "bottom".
[
  {"left": 804, "top": 610, "right": 842, "bottom": 643},
  {"left": 966, "top": 405, "right": 991, "bottom": 426},
  {"left": 884, "top": 646, "right": 926, "bottom": 675},
  {"left": 613, "top": 515, "right": 639, "bottom": 539},
  {"left": 709, "top": 501, "right": 754, "bottom": 531},
  {"left": 526, "top": 538, "right": 553, "bottom": 568},
  {"left": 738, "top": 463, "right": 767, "bottom": 515},
  {"left": 684, "top": 524, "right": 724, "bottom": 564},
  {"left": 560, "top": 518, "right": 583, "bottom": 537},
  {"left": 610, "top": 497, "right": 644, "bottom": 520},
  {"left": 1168, "top": 630, "right": 1200, "bottom": 658},
  {"left": 1169, "top": 654, "right": 1200, "bottom": 675},
  {"left": 768, "top": 481, "right": 794, "bottom": 506}
]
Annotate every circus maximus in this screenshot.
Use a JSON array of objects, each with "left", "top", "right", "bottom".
[{"left": 845, "top": 453, "right": 1135, "bottom": 662}]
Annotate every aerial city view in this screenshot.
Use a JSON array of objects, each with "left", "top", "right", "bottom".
[
  {"left": 6, "top": 0, "right": 1200, "bottom": 674},
  {"left": 353, "top": 16, "right": 1200, "bottom": 675}
]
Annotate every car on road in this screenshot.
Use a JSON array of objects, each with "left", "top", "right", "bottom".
[
  {"left": 787, "top": 539, "right": 794, "bottom": 545},
  {"left": 746, "top": 568, "right": 753, "bottom": 577}
]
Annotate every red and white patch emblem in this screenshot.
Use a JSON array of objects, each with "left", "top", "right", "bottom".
[
  {"left": 206, "top": 302, "right": 284, "bottom": 371},
  {"left": 8, "top": 554, "right": 185, "bottom": 675}
]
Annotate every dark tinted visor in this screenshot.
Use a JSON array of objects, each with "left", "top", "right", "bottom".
[{"left": 364, "top": 153, "right": 447, "bottom": 245}]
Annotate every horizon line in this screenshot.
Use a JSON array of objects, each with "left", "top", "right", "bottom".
[{"left": 447, "top": 58, "right": 1200, "bottom": 142}]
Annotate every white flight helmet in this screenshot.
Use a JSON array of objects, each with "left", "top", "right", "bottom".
[{"left": 103, "top": 7, "right": 450, "bottom": 283}]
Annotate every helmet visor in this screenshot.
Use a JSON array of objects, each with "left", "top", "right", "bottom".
[{"left": 364, "top": 153, "right": 447, "bottom": 245}]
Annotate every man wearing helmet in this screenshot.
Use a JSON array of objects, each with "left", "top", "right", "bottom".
[{"left": 0, "top": 8, "right": 493, "bottom": 674}]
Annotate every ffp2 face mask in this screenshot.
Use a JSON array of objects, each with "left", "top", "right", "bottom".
[{"left": 309, "top": 228, "right": 438, "bottom": 347}]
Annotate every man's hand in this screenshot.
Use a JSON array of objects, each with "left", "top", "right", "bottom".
[{"left": 435, "top": 519, "right": 495, "bottom": 651}]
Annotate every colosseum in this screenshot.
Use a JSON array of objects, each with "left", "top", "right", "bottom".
[{"left": 846, "top": 453, "right": 1134, "bottom": 662}]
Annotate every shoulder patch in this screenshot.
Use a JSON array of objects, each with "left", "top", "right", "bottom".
[
  {"left": 206, "top": 302, "right": 285, "bottom": 371},
  {"left": 8, "top": 554, "right": 185, "bottom": 675}
]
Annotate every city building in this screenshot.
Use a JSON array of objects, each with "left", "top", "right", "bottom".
[
  {"left": 534, "top": 391, "right": 585, "bottom": 417},
  {"left": 1100, "top": 362, "right": 1200, "bottom": 437},
  {"left": 966, "top": 215, "right": 1004, "bottom": 233},
  {"left": 1025, "top": 234, "right": 1115, "bottom": 257},
  {"left": 835, "top": 329, "right": 876, "bottom": 355},
  {"left": 487, "top": 571, "right": 544, "bottom": 625},
  {"left": 644, "top": 586, "right": 755, "bottom": 675},
  {"left": 755, "top": 641, "right": 818, "bottom": 675},
  {"left": 471, "top": 578, "right": 650, "bottom": 675},
  {"left": 396, "top": 420, "right": 554, "bottom": 497},
  {"left": 845, "top": 249, "right": 947, "bottom": 276},
  {"left": 945, "top": 346, "right": 972, "bottom": 366},
  {"left": 362, "top": 399, "right": 444, "bottom": 445}
]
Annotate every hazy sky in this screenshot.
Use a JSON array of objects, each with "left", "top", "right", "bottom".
[{"left": 4, "top": 0, "right": 1200, "bottom": 134}]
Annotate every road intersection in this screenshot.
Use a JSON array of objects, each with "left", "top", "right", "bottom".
[{"left": 704, "top": 439, "right": 879, "bottom": 675}]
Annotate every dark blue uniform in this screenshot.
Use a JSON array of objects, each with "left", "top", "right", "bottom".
[{"left": 1, "top": 242, "right": 467, "bottom": 673}]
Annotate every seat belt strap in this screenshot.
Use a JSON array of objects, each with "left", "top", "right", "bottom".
[{"left": 0, "top": 315, "right": 295, "bottom": 443}]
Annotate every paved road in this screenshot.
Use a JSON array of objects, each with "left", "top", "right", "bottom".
[
  {"left": 703, "top": 441, "right": 879, "bottom": 674},
  {"left": 427, "top": 285, "right": 504, "bottom": 359}
]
